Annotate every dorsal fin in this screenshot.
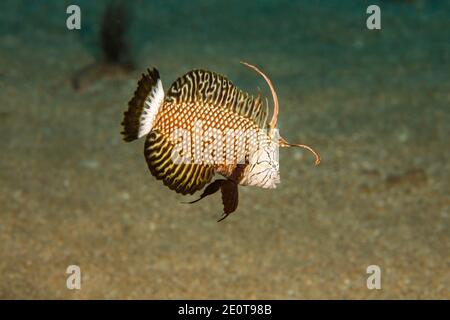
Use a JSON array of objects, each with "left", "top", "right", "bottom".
[{"left": 166, "top": 69, "right": 267, "bottom": 128}]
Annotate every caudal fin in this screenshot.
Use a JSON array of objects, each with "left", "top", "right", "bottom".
[{"left": 121, "top": 68, "right": 164, "bottom": 142}]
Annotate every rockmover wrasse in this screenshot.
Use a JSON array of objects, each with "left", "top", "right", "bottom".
[{"left": 121, "top": 62, "right": 320, "bottom": 221}]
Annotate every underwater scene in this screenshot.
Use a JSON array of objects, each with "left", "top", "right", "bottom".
[{"left": 0, "top": 0, "right": 449, "bottom": 299}]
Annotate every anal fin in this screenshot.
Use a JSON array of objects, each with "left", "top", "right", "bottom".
[{"left": 144, "top": 130, "right": 215, "bottom": 195}]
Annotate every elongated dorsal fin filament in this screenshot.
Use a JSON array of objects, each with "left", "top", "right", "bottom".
[{"left": 240, "top": 61, "right": 279, "bottom": 130}]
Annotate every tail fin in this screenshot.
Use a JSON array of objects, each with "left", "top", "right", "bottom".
[{"left": 121, "top": 68, "right": 164, "bottom": 142}]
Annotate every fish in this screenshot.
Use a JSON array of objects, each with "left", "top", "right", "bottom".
[{"left": 121, "top": 61, "right": 320, "bottom": 221}]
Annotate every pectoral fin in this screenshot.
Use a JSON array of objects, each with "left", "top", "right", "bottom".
[{"left": 184, "top": 179, "right": 239, "bottom": 222}]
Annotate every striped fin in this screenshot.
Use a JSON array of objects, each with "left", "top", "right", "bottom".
[
  {"left": 121, "top": 68, "right": 164, "bottom": 142},
  {"left": 166, "top": 70, "right": 267, "bottom": 128},
  {"left": 144, "top": 129, "right": 215, "bottom": 195}
]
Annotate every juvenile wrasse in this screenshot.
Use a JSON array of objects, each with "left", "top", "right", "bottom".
[{"left": 121, "top": 62, "right": 320, "bottom": 221}]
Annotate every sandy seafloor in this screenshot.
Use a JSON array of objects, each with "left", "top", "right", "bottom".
[{"left": 0, "top": 0, "right": 449, "bottom": 299}]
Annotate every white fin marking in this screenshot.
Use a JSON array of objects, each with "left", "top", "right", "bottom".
[{"left": 138, "top": 79, "right": 164, "bottom": 138}]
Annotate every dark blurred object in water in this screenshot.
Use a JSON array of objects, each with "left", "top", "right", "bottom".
[
  {"left": 100, "top": 0, "right": 134, "bottom": 68},
  {"left": 71, "top": 0, "right": 134, "bottom": 91}
]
